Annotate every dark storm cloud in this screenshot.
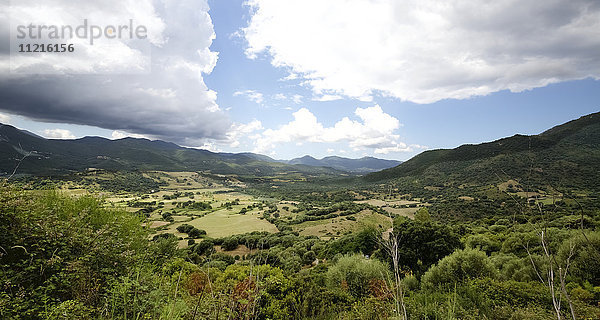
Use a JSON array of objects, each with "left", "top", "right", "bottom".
[
  {"left": 0, "top": 0, "right": 229, "bottom": 145},
  {"left": 0, "top": 75, "right": 229, "bottom": 142}
]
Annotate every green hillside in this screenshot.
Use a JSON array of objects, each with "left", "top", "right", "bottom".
[
  {"left": 288, "top": 155, "right": 402, "bottom": 173},
  {"left": 0, "top": 124, "right": 344, "bottom": 177},
  {"left": 365, "top": 112, "right": 600, "bottom": 191}
]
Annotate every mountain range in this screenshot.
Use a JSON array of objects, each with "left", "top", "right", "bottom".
[
  {"left": 0, "top": 123, "right": 400, "bottom": 176},
  {"left": 241, "top": 153, "right": 401, "bottom": 173},
  {"left": 2, "top": 111, "right": 599, "bottom": 192}
]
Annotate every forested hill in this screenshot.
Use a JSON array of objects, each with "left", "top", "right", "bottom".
[
  {"left": 239, "top": 154, "right": 401, "bottom": 173},
  {"left": 0, "top": 124, "right": 342, "bottom": 177},
  {"left": 365, "top": 112, "right": 600, "bottom": 191},
  {"left": 287, "top": 155, "right": 401, "bottom": 173}
]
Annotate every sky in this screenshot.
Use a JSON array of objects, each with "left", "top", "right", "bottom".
[{"left": 1, "top": 0, "right": 599, "bottom": 161}]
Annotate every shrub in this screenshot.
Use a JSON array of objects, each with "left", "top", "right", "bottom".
[
  {"left": 222, "top": 237, "right": 239, "bottom": 251},
  {"left": 177, "top": 224, "right": 194, "bottom": 234},
  {"left": 465, "top": 234, "right": 501, "bottom": 254},
  {"left": 192, "top": 239, "right": 215, "bottom": 256},
  {"left": 188, "top": 228, "right": 206, "bottom": 238},
  {"left": 302, "top": 250, "right": 317, "bottom": 265},
  {"left": 0, "top": 187, "right": 149, "bottom": 318},
  {"left": 422, "top": 248, "right": 498, "bottom": 290},
  {"left": 210, "top": 252, "right": 235, "bottom": 266},
  {"left": 326, "top": 254, "right": 390, "bottom": 299},
  {"left": 558, "top": 232, "right": 600, "bottom": 286}
]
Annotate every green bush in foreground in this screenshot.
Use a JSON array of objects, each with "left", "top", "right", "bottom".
[
  {"left": 326, "top": 254, "right": 390, "bottom": 299},
  {"left": 0, "top": 185, "right": 181, "bottom": 319},
  {"left": 422, "top": 248, "right": 498, "bottom": 290}
]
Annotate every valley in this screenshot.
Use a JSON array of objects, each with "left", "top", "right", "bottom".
[{"left": 2, "top": 112, "right": 600, "bottom": 319}]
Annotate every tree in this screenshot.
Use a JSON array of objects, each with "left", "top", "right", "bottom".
[
  {"left": 391, "top": 216, "right": 462, "bottom": 274},
  {"left": 414, "top": 207, "right": 431, "bottom": 223},
  {"left": 193, "top": 239, "right": 215, "bottom": 256},
  {"left": 188, "top": 228, "right": 206, "bottom": 238},
  {"left": 176, "top": 224, "right": 194, "bottom": 234},
  {"left": 222, "top": 237, "right": 239, "bottom": 251},
  {"left": 302, "top": 250, "right": 316, "bottom": 265}
]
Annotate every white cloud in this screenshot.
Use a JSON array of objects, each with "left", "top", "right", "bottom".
[
  {"left": 0, "top": 0, "right": 228, "bottom": 146},
  {"left": 137, "top": 88, "right": 176, "bottom": 99},
  {"left": 374, "top": 143, "right": 427, "bottom": 155},
  {"left": 271, "top": 93, "right": 304, "bottom": 104},
  {"left": 196, "top": 141, "right": 221, "bottom": 153},
  {"left": 111, "top": 130, "right": 150, "bottom": 140},
  {"left": 312, "top": 94, "right": 342, "bottom": 102},
  {"left": 225, "top": 119, "right": 263, "bottom": 147},
  {"left": 234, "top": 90, "right": 264, "bottom": 104},
  {"left": 273, "top": 93, "right": 286, "bottom": 100},
  {"left": 280, "top": 73, "right": 298, "bottom": 81},
  {"left": 244, "top": 0, "right": 600, "bottom": 103},
  {"left": 42, "top": 129, "right": 76, "bottom": 139},
  {"left": 0, "top": 112, "right": 11, "bottom": 124},
  {"left": 291, "top": 94, "right": 303, "bottom": 104},
  {"left": 252, "top": 105, "right": 422, "bottom": 154},
  {"left": 8, "top": 0, "right": 166, "bottom": 74}
]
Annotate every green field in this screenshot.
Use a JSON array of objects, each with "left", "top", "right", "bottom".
[
  {"left": 293, "top": 209, "right": 392, "bottom": 239},
  {"left": 170, "top": 207, "right": 278, "bottom": 238}
]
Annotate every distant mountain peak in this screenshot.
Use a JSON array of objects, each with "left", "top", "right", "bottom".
[
  {"left": 0, "top": 122, "right": 345, "bottom": 176},
  {"left": 287, "top": 154, "right": 401, "bottom": 173}
]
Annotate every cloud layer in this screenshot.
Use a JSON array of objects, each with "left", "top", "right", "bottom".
[
  {"left": 42, "top": 129, "right": 75, "bottom": 139},
  {"left": 253, "top": 105, "right": 424, "bottom": 154},
  {"left": 0, "top": 0, "right": 228, "bottom": 145},
  {"left": 244, "top": 0, "right": 600, "bottom": 103}
]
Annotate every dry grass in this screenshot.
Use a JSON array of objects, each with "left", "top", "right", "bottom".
[{"left": 294, "top": 210, "right": 392, "bottom": 239}]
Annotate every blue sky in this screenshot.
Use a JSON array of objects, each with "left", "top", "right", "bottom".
[{"left": 1, "top": 0, "right": 599, "bottom": 161}]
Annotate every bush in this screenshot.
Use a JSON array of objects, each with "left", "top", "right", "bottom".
[
  {"left": 465, "top": 234, "right": 501, "bottom": 254},
  {"left": 176, "top": 224, "right": 206, "bottom": 238},
  {"left": 326, "top": 254, "right": 390, "bottom": 299},
  {"left": 422, "top": 248, "right": 498, "bottom": 290},
  {"left": 204, "top": 260, "right": 228, "bottom": 270},
  {"left": 0, "top": 187, "right": 149, "bottom": 319},
  {"left": 490, "top": 253, "right": 540, "bottom": 282},
  {"left": 302, "top": 250, "right": 317, "bottom": 265},
  {"left": 558, "top": 232, "right": 600, "bottom": 286},
  {"left": 152, "top": 233, "right": 177, "bottom": 241},
  {"left": 192, "top": 239, "right": 215, "bottom": 256},
  {"left": 401, "top": 275, "right": 420, "bottom": 292},
  {"left": 188, "top": 228, "right": 206, "bottom": 238},
  {"left": 489, "top": 224, "right": 508, "bottom": 233},
  {"left": 176, "top": 224, "right": 194, "bottom": 234},
  {"left": 222, "top": 237, "right": 239, "bottom": 251},
  {"left": 210, "top": 252, "right": 235, "bottom": 266},
  {"left": 162, "top": 212, "right": 174, "bottom": 222}
]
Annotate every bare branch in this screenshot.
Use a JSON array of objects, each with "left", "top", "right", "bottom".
[{"left": 6, "top": 143, "right": 33, "bottom": 180}]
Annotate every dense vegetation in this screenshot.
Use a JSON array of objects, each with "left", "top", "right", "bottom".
[
  {"left": 366, "top": 112, "right": 600, "bottom": 194},
  {"left": 1, "top": 183, "right": 599, "bottom": 319}
]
